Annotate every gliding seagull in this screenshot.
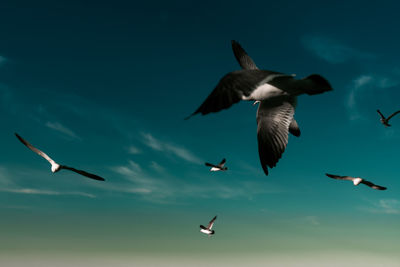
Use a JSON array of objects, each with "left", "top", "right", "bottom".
[
  {"left": 15, "top": 133, "right": 105, "bottom": 181},
  {"left": 326, "top": 173, "right": 386, "bottom": 190},
  {"left": 377, "top": 109, "right": 400, "bottom": 127},
  {"left": 186, "top": 41, "right": 333, "bottom": 175},
  {"left": 200, "top": 215, "right": 217, "bottom": 236},
  {"left": 205, "top": 158, "right": 227, "bottom": 171}
]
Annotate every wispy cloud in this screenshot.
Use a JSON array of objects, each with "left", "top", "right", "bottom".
[
  {"left": 0, "top": 56, "right": 6, "bottom": 66},
  {"left": 0, "top": 188, "right": 95, "bottom": 198},
  {"left": 127, "top": 145, "right": 141, "bottom": 154},
  {"left": 141, "top": 133, "right": 202, "bottom": 164},
  {"left": 302, "top": 35, "right": 375, "bottom": 64},
  {"left": 0, "top": 166, "right": 95, "bottom": 198},
  {"left": 346, "top": 74, "right": 399, "bottom": 120},
  {"left": 108, "top": 159, "right": 283, "bottom": 203},
  {"left": 364, "top": 199, "right": 400, "bottom": 215},
  {"left": 45, "top": 121, "right": 81, "bottom": 140}
]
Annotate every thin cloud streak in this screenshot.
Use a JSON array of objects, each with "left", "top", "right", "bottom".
[
  {"left": 364, "top": 199, "right": 400, "bottom": 215},
  {"left": 0, "top": 188, "right": 96, "bottom": 198},
  {"left": 45, "top": 121, "right": 81, "bottom": 140},
  {"left": 141, "top": 133, "right": 202, "bottom": 164},
  {"left": 302, "top": 35, "right": 375, "bottom": 64}
]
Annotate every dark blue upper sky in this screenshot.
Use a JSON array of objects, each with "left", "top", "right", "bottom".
[{"left": 1, "top": 1, "right": 400, "bottom": 266}]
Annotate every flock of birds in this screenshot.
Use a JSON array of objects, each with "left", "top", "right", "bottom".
[{"left": 13, "top": 40, "right": 400, "bottom": 237}]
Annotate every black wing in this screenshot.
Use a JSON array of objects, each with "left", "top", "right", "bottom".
[
  {"left": 361, "top": 180, "right": 387, "bottom": 190},
  {"left": 387, "top": 110, "right": 400, "bottom": 121},
  {"left": 231, "top": 40, "right": 258, "bottom": 70},
  {"left": 207, "top": 215, "right": 217, "bottom": 229},
  {"left": 219, "top": 158, "right": 226, "bottom": 166},
  {"left": 325, "top": 173, "right": 353, "bottom": 181},
  {"left": 200, "top": 225, "right": 207, "bottom": 230},
  {"left": 185, "top": 70, "right": 281, "bottom": 119},
  {"left": 377, "top": 109, "right": 386, "bottom": 120},
  {"left": 61, "top": 165, "right": 105, "bottom": 181},
  {"left": 205, "top": 162, "right": 218, "bottom": 168}
]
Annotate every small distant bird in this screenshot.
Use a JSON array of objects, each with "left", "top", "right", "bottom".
[
  {"left": 205, "top": 158, "right": 227, "bottom": 171},
  {"left": 200, "top": 215, "right": 217, "bottom": 236},
  {"left": 186, "top": 40, "right": 332, "bottom": 176},
  {"left": 325, "top": 173, "right": 386, "bottom": 190},
  {"left": 377, "top": 109, "right": 400, "bottom": 127},
  {"left": 15, "top": 133, "right": 105, "bottom": 181}
]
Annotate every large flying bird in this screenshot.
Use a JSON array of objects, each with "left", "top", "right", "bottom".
[
  {"left": 187, "top": 41, "right": 332, "bottom": 175},
  {"left": 15, "top": 133, "right": 105, "bottom": 181},
  {"left": 326, "top": 173, "right": 386, "bottom": 190}
]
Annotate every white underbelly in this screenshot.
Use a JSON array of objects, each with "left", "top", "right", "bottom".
[
  {"left": 210, "top": 167, "right": 220, "bottom": 171},
  {"left": 200, "top": 229, "right": 212, "bottom": 234},
  {"left": 353, "top": 178, "right": 362, "bottom": 185},
  {"left": 242, "top": 83, "right": 287, "bottom": 101}
]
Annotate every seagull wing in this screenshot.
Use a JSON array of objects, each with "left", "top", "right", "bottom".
[
  {"left": 231, "top": 41, "right": 301, "bottom": 138},
  {"left": 219, "top": 158, "right": 226, "bottom": 167},
  {"left": 325, "top": 173, "right": 354, "bottom": 181},
  {"left": 257, "top": 96, "right": 296, "bottom": 175},
  {"left": 205, "top": 162, "right": 219, "bottom": 168},
  {"left": 289, "top": 118, "right": 301, "bottom": 137},
  {"left": 200, "top": 225, "right": 207, "bottom": 230},
  {"left": 185, "top": 70, "right": 282, "bottom": 119},
  {"left": 387, "top": 110, "right": 400, "bottom": 121},
  {"left": 376, "top": 109, "right": 385, "bottom": 120},
  {"left": 15, "top": 133, "right": 56, "bottom": 165},
  {"left": 231, "top": 40, "right": 258, "bottom": 70},
  {"left": 360, "top": 180, "right": 387, "bottom": 190},
  {"left": 207, "top": 216, "right": 217, "bottom": 230},
  {"left": 60, "top": 165, "right": 105, "bottom": 181}
]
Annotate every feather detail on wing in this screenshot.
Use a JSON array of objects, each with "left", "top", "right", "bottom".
[
  {"left": 231, "top": 40, "right": 258, "bottom": 70},
  {"left": 256, "top": 97, "right": 296, "bottom": 175}
]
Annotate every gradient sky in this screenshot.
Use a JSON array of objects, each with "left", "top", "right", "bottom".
[{"left": 1, "top": 1, "right": 400, "bottom": 266}]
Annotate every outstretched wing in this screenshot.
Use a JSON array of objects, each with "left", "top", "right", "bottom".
[
  {"left": 387, "top": 110, "right": 400, "bottom": 121},
  {"left": 257, "top": 97, "right": 296, "bottom": 176},
  {"left": 219, "top": 158, "right": 226, "bottom": 167},
  {"left": 15, "top": 133, "right": 56, "bottom": 165},
  {"left": 200, "top": 225, "right": 207, "bottom": 230},
  {"left": 207, "top": 216, "right": 217, "bottom": 230},
  {"left": 377, "top": 109, "right": 385, "bottom": 120},
  {"left": 185, "top": 70, "right": 282, "bottom": 119},
  {"left": 231, "top": 40, "right": 258, "bottom": 70},
  {"left": 60, "top": 165, "right": 105, "bottom": 181},
  {"left": 205, "top": 162, "right": 218, "bottom": 168},
  {"left": 325, "top": 173, "right": 354, "bottom": 181},
  {"left": 361, "top": 180, "right": 387, "bottom": 190}
]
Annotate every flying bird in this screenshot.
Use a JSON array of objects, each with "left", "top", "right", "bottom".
[
  {"left": 187, "top": 40, "right": 332, "bottom": 175},
  {"left": 377, "top": 109, "right": 400, "bottom": 127},
  {"left": 15, "top": 133, "right": 105, "bottom": 181},
  {"left": 325, "top": 173, "right": 386, "bottom": 190},
  {"left": 200, "top": 215, "right": 217, "bottom": 236},
  {"left": 205, "top": 158, "right": 227, "bottom": 171}
]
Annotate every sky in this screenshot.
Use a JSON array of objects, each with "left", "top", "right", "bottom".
[{"left": 1, "top": 1, "right": 400, "bottom": 266}]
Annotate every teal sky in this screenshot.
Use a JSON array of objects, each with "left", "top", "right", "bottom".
[{"left": 1, "top": 1, "right": 400, "bottom": 266}]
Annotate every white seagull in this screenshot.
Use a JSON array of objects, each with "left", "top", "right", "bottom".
[
  {"left": 326, "top": 173, "right": 386, "bottom": 190},
  {"left": 186, "top": 41, "right": 332, "bottom": 175},
  {"left": 377, "top": 109, "right": 400, "bottom": 127},
  {"left": 15, "top": 133, "right": 105, "bottom": 181},
  {"left": 200, "top": 215, "right": 217, "bottom": 236},
  {"left": 205, "top": 158, "right": 227, "bottom": 171}
]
